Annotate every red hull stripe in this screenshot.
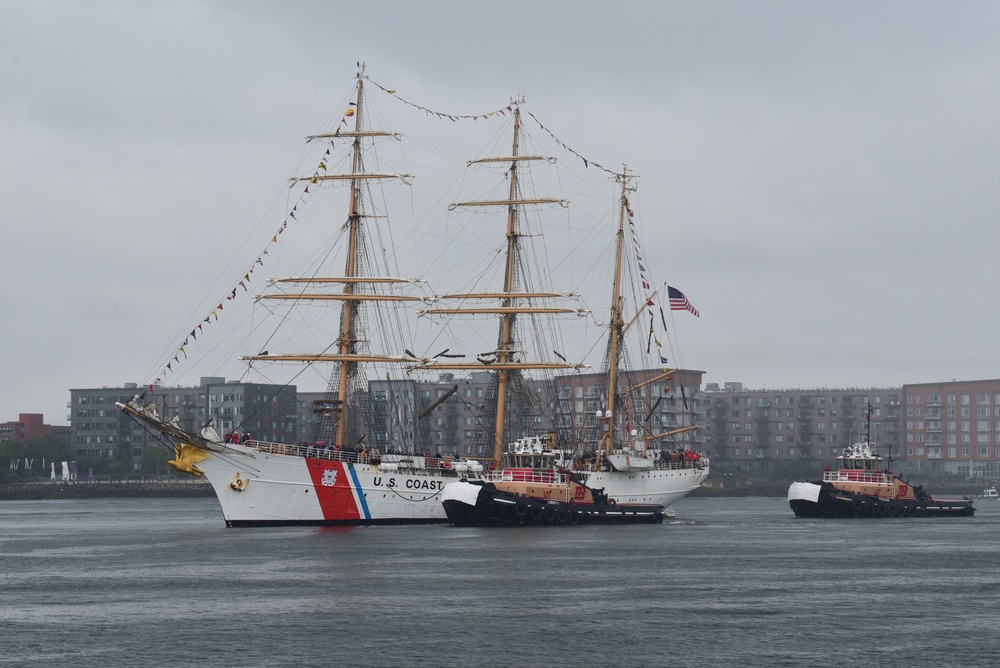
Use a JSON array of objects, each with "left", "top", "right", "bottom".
[{"left": 306, "top": 459, "right": 361, "bottom": 521}]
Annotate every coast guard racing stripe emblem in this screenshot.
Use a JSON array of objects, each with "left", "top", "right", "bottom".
[{"left": 306, "top": 459, "right": 361, "bottom": 521}]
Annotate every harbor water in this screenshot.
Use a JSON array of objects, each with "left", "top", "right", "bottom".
[{"left": 1, "top": 496, "right": 998, "bottom": 667}]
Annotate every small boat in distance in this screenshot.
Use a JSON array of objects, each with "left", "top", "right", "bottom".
[
  {"left": 982, "top": 487, "right": 998, "bottom": 500},
  {"left": 788, "top": 405, "right": 975, "bottom": 518}
]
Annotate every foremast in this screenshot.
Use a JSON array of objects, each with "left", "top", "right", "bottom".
[{"left": 241, "top": 68, "right": 420, "bottom": 448}]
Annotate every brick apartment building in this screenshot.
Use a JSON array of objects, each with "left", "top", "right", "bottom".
[
  {"left": 63, "top": 375, "right": 1000, "bottom": 477},
  {"left": 0, "top": 413, "right": 69, "bottom": 442}
]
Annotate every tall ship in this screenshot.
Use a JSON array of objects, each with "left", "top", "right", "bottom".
[
  {"left": 441, "top": 131, "right": 710, "bottom": 526},
  {"left": 120, "top": 67, "right": 708, "bottom": 527},
  {"left": 120, "top": 68, "right": 487, "bottom": 526},
  {"left": 788, "top": 405, "right": 974, "bottom": 518}
]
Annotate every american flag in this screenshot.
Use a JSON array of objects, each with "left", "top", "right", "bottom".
[{"left": 667, "top": 286, "right": 699, "bottom": 317}]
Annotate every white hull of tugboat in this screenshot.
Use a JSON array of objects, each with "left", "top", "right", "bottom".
[
  {"left": 196, "top": 444, "right": 452, "bottom": 526},
  {"left": 583, "top": 462, "right": 710, "bottom": 508}
]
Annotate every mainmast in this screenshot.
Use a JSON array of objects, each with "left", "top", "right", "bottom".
[
  {"left": 415, "top": 101, "right": 583, "bottom": 465},
  {"left": 491, "top": 106, "right": 524, "bottom": 466}
]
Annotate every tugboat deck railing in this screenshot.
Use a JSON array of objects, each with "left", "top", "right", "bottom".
[{"left": 823, "top": 470, "right": 891, "bottom": 485}]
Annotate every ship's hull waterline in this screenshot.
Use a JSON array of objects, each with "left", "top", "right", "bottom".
[
  {"left": 583, "top": 464, "right": 710, "bottom": 508},
  {"left": 198, "top": 445, "right": 457, "bottom": 526},
  {"left": 201, "top": 447, "right": 709, "bottom": 526}
]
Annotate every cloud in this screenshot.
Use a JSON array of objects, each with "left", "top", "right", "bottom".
[{"left": 3, "top": 1, "right": 1000, "bottom": 426}]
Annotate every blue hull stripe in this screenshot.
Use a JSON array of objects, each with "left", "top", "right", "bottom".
[{"left": 347, "top": 463, "right": 371, "bottom": 520}]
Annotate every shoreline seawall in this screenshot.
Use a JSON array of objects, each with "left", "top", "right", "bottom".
[{"left": 0, "top": 479, "right": 215, "bottom": 501}]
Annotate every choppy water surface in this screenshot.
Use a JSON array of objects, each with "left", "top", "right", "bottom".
[{"left": 1, "top": 496, "right": 998, "bottom": 667}]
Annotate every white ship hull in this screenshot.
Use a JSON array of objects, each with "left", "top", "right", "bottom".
[
  {"left": 189, "top": 443, "right": 457, "bottom": 526},
  {"left": 582, "top": 462, "right": 710, "bottom": 508}
]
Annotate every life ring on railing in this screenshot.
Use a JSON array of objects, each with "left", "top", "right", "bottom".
[{"left": 442, "top": 460, "right": 451, "bottom": 470}]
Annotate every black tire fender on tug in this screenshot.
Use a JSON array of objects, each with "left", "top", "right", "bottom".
[
  {"left": 530, "top": 504, "right": 544, "bottom": 521},
  {"left": 851, "top": 497, "right": 864, "bottom": 512},
  {"left": 515, "top": 500, "right": 529, "bottom": 518}
]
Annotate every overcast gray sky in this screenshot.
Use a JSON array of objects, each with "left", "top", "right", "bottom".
[{"left": 3, "top": 1, "right": 1000, "bottom": 426}]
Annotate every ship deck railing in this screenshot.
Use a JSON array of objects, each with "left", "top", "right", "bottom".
[
  {"left": 651, "top": 458, "right": 709, "bottom": 472},
  {"left": 241, "top": 440, "right": 462, "bottom": 472},
  {"left": 576, "top": 458, "right": 708, "bottom": 473}
]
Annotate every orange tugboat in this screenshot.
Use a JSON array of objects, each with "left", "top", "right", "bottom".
[
  {"left": 441, "top": 435, "right": 667, "bottom": 526},
  {"left": 788, "top": 406, "right": 974, "bottom": 519}
]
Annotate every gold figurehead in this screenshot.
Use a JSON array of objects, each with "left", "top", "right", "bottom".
[{"left": 168, "top": 443, "right": 210, "bottom": 476}]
